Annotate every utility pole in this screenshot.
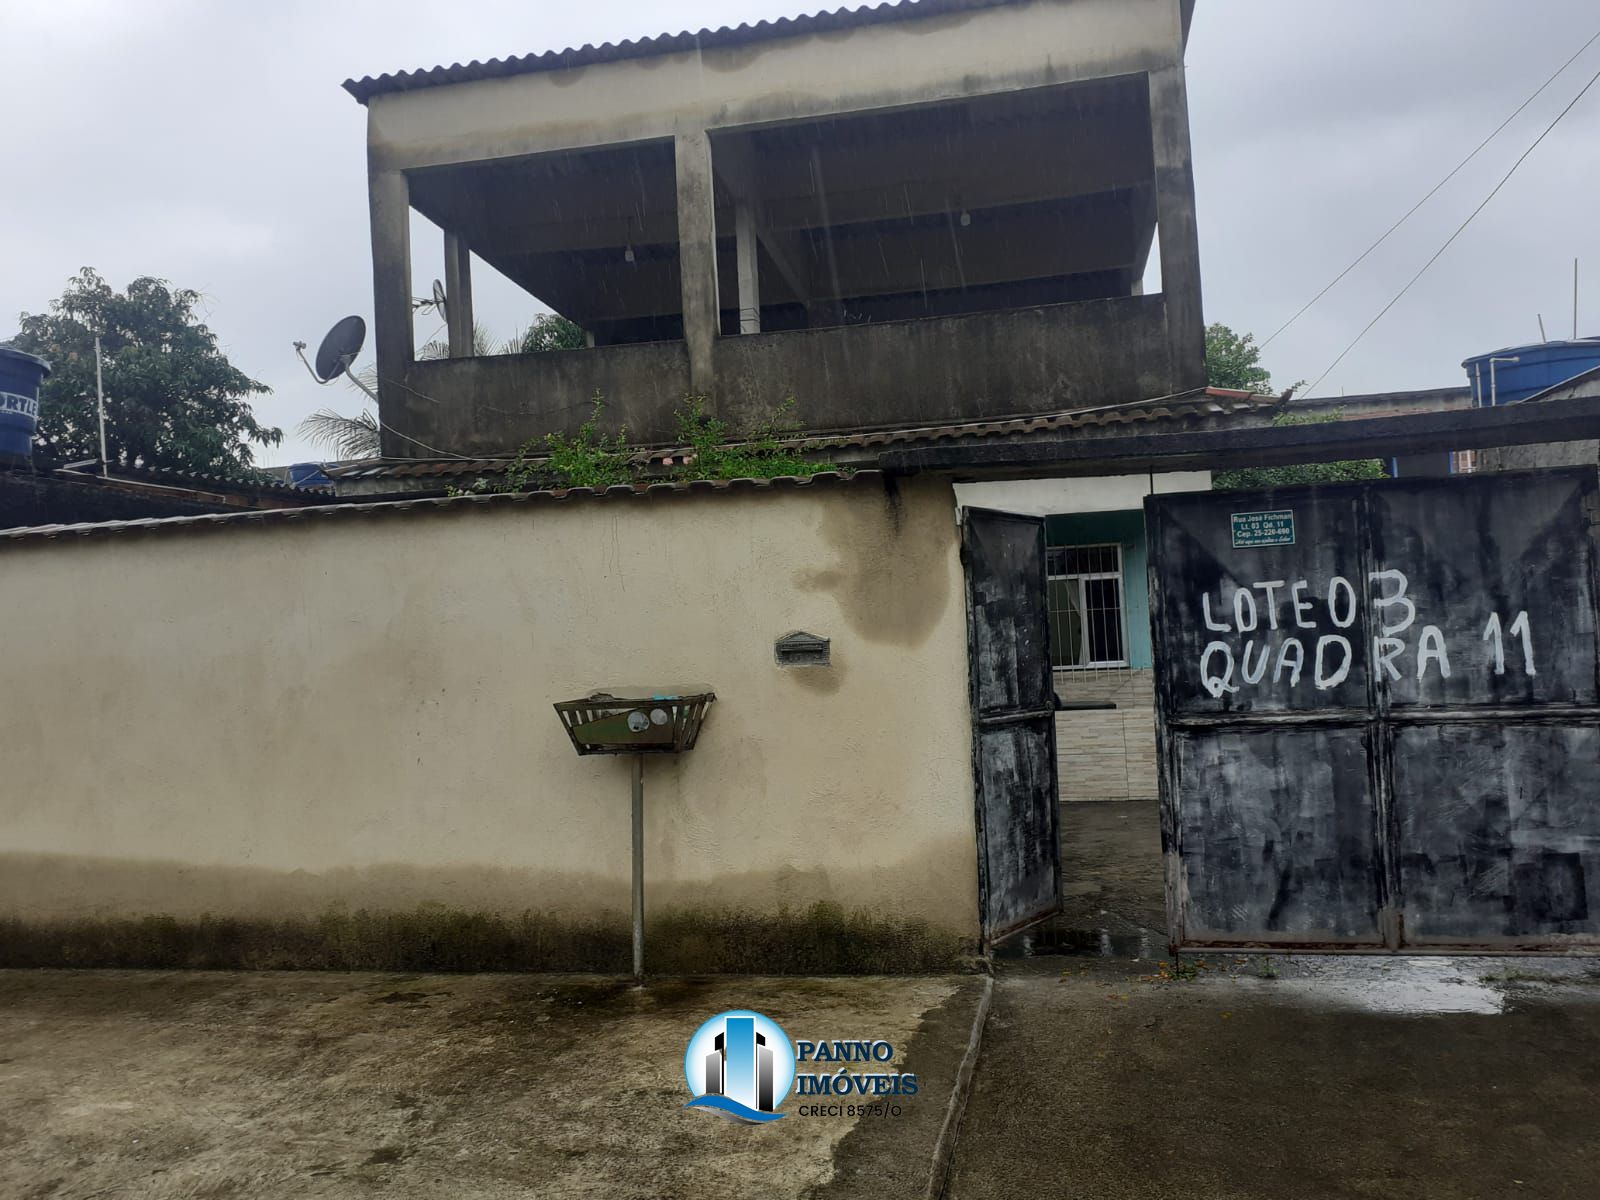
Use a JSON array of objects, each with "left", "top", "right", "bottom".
[{"left": 94, "top": 335, "right": 108, "bottom": 476}]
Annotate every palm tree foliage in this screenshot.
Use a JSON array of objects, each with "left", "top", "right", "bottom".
[{"left": 297, "top": 314, "right": 584, "bottom": 460}]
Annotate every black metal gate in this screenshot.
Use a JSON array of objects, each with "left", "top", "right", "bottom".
[
  {"left": 1146, "top": 468, "right": 1600, "bottom": 952},
  {"left": 961, "top": 507, "right": 1062, "bottom": 944}
]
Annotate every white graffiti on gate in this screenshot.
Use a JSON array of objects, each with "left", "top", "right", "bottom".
[{"left": 1194, "top": 570, "right": 1533, "bottom": 698}]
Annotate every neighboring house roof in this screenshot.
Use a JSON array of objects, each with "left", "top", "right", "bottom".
[
  {"left": 343, "top": 0, "right": 1026, "bottom": 104},
  {"left": 0, "top": 461, "right": 335, "bottom": 533},
  {"left": 326, "top": 387, "right": 1281, "bottom": 489},
  {"left": 1289, "top": 386, "right": 1474, "bottom": 418},
  {"left": 0, "top": 471, "right": 879, "bottom": 548},
  {"left": 66, "top": 463, "right": 335, "bottom": 504}
]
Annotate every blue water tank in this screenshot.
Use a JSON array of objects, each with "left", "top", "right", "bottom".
[
  {"left": 286, "top": 462, "right": 334, "bottom": 489},
  {"left": 0, "top": 346, "right": 50, "bottom": 459},
  {"left": 1462, "top": 337, "right": 1600, "bottom": 405}
]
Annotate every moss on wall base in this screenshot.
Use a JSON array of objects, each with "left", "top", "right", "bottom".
[{"left": 0, "top": 902, "right": 972, "bottom": 975}]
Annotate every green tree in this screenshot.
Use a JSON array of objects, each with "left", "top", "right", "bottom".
[
  {"left": 1205, "top": 322, "right": 1275, "bottom": 393},
  {"left": 1211, "top": 410, "right": 1388, "bottom": 491},
  {"left": 1205, "top": 323, "right": 1379, "bottom": 490},
  {"left": 9, "top": 268, "right": 281, "bottom": 476},
  {"left": 517, "top": 313, "right": 586, "bottom": 353}
]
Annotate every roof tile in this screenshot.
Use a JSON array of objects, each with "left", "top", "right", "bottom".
[
  {"left": 0, "top": 470, "right": 881, "bottom": 547},
  {"left": 343, "top": 0, "right": 1021, "bottom": 103}
]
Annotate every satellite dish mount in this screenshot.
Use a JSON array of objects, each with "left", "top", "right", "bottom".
[{"left": 293, "top": 315, "right": 377, "bottom": 403}]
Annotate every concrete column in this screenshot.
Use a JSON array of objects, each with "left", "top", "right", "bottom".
[
  {"left": 674, "top": 129, "right": 720, "bottom": 395},
  {"left": 443, "top": 231, "right": 475, "bottom": 358},
  {"left": 1148, "top": 64, "right": 1206, "bottom": 392},
  {"left": 735, "top": 202, "right": 761, "bottom": 334},
  {"left": 367, "top": 168, "right": 414, "bottom": 455}
]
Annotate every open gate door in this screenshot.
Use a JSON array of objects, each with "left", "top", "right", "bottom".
[{"left": 961, "top": 507, "right": 1062, "bottom": 944}]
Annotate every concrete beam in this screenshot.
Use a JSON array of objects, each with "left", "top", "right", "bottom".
[
  {"left": 712, "top": 138, "right": 817, "bottom": 307},
  {"left": 735, "top": 203, "right": 761, "bottom": 334},
  {"left": 443, "top": 231, "right": 475, "bottom": 358},
  {"left": 674, "top": 129, "right": 720, "bottom": 395},
  {"left": 368, "top": 168, "right": 414, "bottom": 453},
  {"left": 880, "top": 395, "right": 1600, "bottom": 479},
  {"left": 363, "top": 0, "right": 1180, "bottom": 174},
  {"left": 1148, "top": 64, "right": 1205, "bottom": 391}
]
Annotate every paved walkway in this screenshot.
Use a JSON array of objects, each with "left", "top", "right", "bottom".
[
  {"left": 948, "top": 955, "right": 1600, "bottom": 1199},
  {"left": 1058, "top": 799, "right": 1165, "bottom": 935}
]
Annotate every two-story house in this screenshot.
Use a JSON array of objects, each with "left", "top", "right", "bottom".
[
  {"left": 343, "top": 0, "right": 1206, "bottom": 461},
  {"left": 341, "top": 2, "right": 1232, "bottom": 822}
]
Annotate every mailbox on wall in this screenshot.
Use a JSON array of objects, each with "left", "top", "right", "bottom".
[
  {"left": 554, "top": 686, "right": 716, "bottom": 983},
  {"left": 555, "top": 688, "right": 715, "bottom": 755}
]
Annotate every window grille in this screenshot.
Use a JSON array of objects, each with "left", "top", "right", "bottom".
[{"left": 1046, "top": 543, "right": 1128, "bottom": 670}]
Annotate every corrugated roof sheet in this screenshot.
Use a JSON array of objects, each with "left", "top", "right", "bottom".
[
  {"left": 342, "top": 0, "right": 1022, "bottom": 104},
  {"left": 75, "top": 463, "right": 334, "bottom": 499},
  {"left": 326, "top": 387, "right": 1280, "bottom": 482},
  {"left": 0, "top": 471, "right": 879, "bottom": 547}
]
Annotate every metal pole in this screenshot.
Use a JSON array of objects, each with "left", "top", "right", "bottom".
[
  {"left": 631, "top": 753, "right": 645, "bottom": 983},
  {"left": 94, "top": 336, "right": 108, "bottom": 476}
]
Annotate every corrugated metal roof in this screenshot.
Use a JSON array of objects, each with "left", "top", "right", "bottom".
[
  {"left": 74, "top": 463, "right": 334, "bottom": 499},
  {"left": 0, "top": 471, "right": 879, "bottom": 548},
  {"left": 326, "top": 388, "right": 1280, "bottom": 482},
  {"left": 342, "top": 0, "right": 1022, "bottom": 104}
]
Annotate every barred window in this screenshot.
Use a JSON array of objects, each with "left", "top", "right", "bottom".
[{"left": 1046, "top": 543, "right": 1127, "bottom": 669}]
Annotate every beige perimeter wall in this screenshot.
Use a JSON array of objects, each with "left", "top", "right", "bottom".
[{"left": 0, "top": 477, "right": 978, "bottom": 970}]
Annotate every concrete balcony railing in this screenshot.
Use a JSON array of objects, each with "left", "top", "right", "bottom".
[{"left": 381, "top": 294, "right": 1179, "bottom": 458}]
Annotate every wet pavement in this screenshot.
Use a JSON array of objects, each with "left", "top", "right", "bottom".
[
  {"left": 967, "top": 802, "right": 1600, "bottom": 1197},
  {"left": 949, "top": 953, "right": 1600, "bottom": 1199},
  {"left": 0, "top": 970, "right": 984, "bottom": 1200},
  {"left": 11, "top": 800, "right": 1600, "bottom": 1199},
  {"left": 1050, "top": 798, "right": 1166, "bottom": 944}
]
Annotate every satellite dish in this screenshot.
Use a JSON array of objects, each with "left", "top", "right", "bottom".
[
  {"left": 431, "top": 279, "right": 448, "bottom": 319},
  {"left": 313, "top": 315, "right": 367, "bottom": 383}
]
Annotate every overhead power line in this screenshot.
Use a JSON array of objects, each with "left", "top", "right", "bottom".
[
  {"left": 1304, "top": 58, "right": 1600, "bottom": 399},
  {"left": 1262, "top": 26, "right": 1600, "bottom": 352}
]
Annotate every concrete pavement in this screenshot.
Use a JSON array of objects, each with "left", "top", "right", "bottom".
[
  {"left": 948, "top": 955, "right": 1600, "bottom": 1199},
  {"left": 0, "top": 969, "right": 985, "bottom": 1199}
]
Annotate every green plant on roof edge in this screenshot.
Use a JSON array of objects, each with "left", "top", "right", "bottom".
[
  {"left": 462, "top": 394, "right": 843, "bottom": 494},
  {"left": 669, "top": 396, "right": 835, "bottom": 481}
]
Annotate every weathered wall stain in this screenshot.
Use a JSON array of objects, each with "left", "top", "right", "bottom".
[
  {"left": 794, "top": 480, "right": 956, "bottom": 648},
  {"left": 0, "top": 900, "right": 972, "bottom": 975},
  {"left": 0, "top": 833, "right": 978, "bottom": 935}
]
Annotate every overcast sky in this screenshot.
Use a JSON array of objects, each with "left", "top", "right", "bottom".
[{"left": 4, "top": 0, "right": 1598, "bottom": 463}]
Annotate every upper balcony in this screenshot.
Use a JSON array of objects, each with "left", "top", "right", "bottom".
[{"left": 348, "top": 0, "right": 1202, "bottom": 458}]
